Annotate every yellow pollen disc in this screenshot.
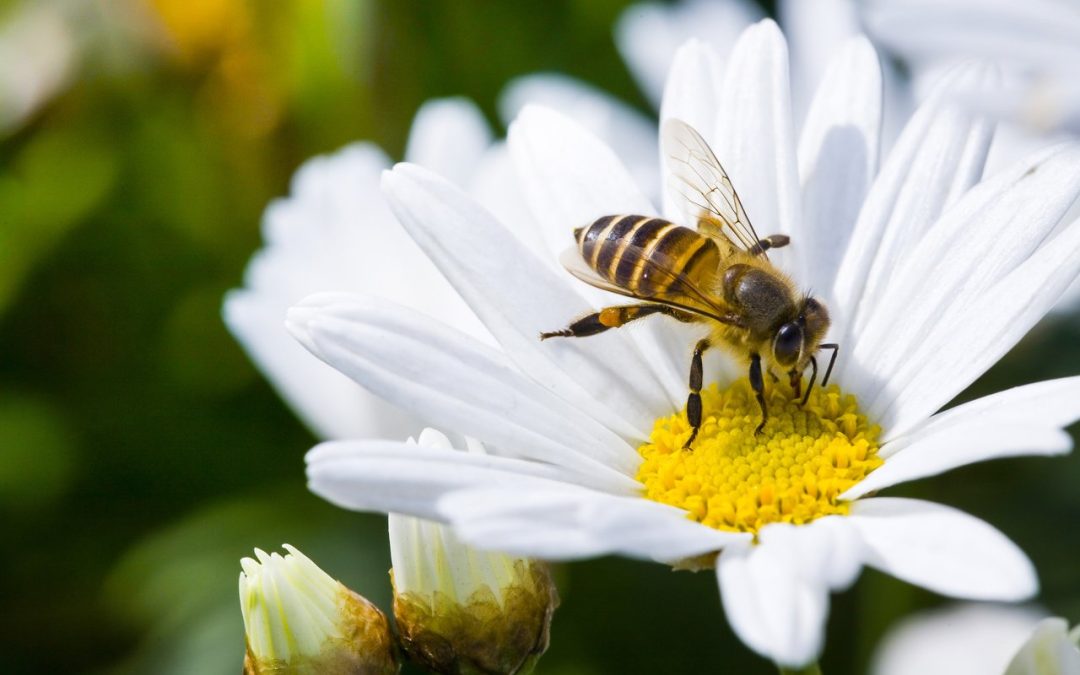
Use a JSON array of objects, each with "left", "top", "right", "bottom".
[{"left": 636, "top": 378, "right": 883, "bottom": 534}]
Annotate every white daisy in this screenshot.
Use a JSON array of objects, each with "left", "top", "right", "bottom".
[
  {"left": 293, "top": 21, "right": 1080, "bottom": 668},
  {"left": 871, "top": 603, "right": 1080, "bottom": 675}
]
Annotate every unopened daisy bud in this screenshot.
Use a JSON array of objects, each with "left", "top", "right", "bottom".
[
  {"left": 1006, "top": 617, "right": 1080, "bottom": 675},
  {"left": 239, "top": 544, "right": 397, "bottom": 675},
  {"left": 389, "top": 430, "right": 558, "bottom": 675}
]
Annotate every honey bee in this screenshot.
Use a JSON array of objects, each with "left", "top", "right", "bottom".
[{"left": 540, "top": 119, "right": 838, "bottom": 448}]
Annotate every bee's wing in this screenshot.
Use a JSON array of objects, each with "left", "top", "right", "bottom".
[
  {"left": 558, "top": 247, "right": 725, "bottom": 322},
  {"left": 661, "top": 118, "right": 764, "bottom": 258}
]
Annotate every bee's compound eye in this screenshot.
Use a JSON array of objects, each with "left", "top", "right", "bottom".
[{"left": 773, "top": 322, "right": 803, "bottom": 367}]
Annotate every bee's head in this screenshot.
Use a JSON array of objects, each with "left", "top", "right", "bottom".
[{"left": 771, "top": 296, "right": 830, "bottom": 369}]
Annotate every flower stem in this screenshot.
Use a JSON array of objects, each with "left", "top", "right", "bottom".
[{"left": 779, "top": 663, "right": 822, "bottom": 675}]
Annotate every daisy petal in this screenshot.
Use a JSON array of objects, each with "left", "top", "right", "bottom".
[
  {"left": 717, "top": 532, "right": 829, "bottom": 668},
  {"left": 288, "top": 292, "right": 640, "bottom": 482},
  {"left": 779, "top": 0, "right": 861, "bottom": 122},
  {"left": 842, "top": 424, "right": 1071, "bottom": 500},
  {"left": 850, "top": 498, "right": 1037, "bottom": 601},
  {"left": 614, "top": 0, "right": 761, "bottom": 106},
  {"left": 305, "top": 441, "right": 631, "bottom": 523},
  {"left": 224, "top": 142, "right": 482, "bottom": 440},
  {"left": 404, "top": 98, "right": 492, "bottom": 188},
  {"left": 224, "top": 288, "right": 416, "bottom": 440},
  {"left": 715, "top": 19, "right": 802, "bottom": 278},
  {"left": 498, "top": 73, "right": 660, "bottom": 204},
  {"left": 466, "top": 141, "right": 550, "bottom": 259},
  {"left": 765, "top": 517, "right": 866, "bottom": 591},
  {"left": 875, "top": 204, "right": 1080, "bottom": 435},
  {"left": 659, "top": 40, "right": 724, "bottom": 221},
  {"left": 864, "top": 0, "right": 1080, "bottom": 76},
  {"left": 439, "top": 486, "right": 749, "bottom": 563},
  {"left": 797, "top": 35, "right": 882, "bottom": 298},
  {"left": 896, "top": 376, "right": 1080, "bottom": 445},
  {"left": 382, "top": 161, "right": 670, "bottom": 437},
  {"left": 855, "top": 143, "right": 1080, "bottom": 414},
  {"left": 509, "top": 104, "right": 654, "bottom": 258},
  {"left": 832, "top": 63, "right": 995, "bottom": 350},
  {"left": 659, "top": 40, "right": 723, "bottom": 145}
]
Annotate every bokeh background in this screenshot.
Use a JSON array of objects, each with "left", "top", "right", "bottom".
[{"left": 1, "top": 0, "right": 1078, "bottom": 673}]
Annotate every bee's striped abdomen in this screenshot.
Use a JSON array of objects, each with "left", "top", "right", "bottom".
[{"left": 575, "top": 214, "right": 719, "bottom": 297}]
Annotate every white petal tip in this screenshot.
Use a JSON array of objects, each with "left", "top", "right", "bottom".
[
  {"left": 673, "top": 37, "right": 708, "bottom": 54},
  {"left": 286, "top": 294, "right": 366, "bottom": 353},
  {"left": 382, "top": 161, "right": 430, "bottom": 185},
  {"left": 285, "top": 304, "right": 317, "bottom": 326},
  {"left": 285, "top": 315, "right": 317, "bottom": 352},
  {"left": 512, "top": 103, "right": 569, "bottom": 132},
  {"left": 749, "top": 16, "right": 782, "bottom": 40}
]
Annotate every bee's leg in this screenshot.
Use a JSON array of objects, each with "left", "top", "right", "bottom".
[
  {"left": 767, "top": 368, "right": 780, "bottom": 384},
  {"left": 683, "top": 338, "right": 710, "bottom": 451},
  {"left": 749, "top": 353, "right": 768, "bottom": 435},
  {"left": 749, "top": 234, "right": 790, "bottom": 256},
  {"left": 800, "top": 356, "right": 819, "bottom": 406},
  {"left": 819, "top": 343, "right": 840, "bottom": 385},
  {"left": 539, "top": 304, "right": 692, "bottom": 340},
  {"left": 788, "top": 369, "right": 802, "bottom": 399}
]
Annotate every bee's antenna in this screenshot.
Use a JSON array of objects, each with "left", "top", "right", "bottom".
[
  {"left": 801, "top": 356, "right": 818, "bottom": 406},
  {"left": 819, "top": 343, "right": 839, "bottom": 386}
]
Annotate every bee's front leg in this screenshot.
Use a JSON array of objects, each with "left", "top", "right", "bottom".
[
  {"left": 800, "top": 356, "right": 819, "bottom": 406},
  {"left": 788, "top": 369, "right": 802, "bottom": 399},
  {"left": 749, "top": 353, "right": 767, "bottom": 435}
]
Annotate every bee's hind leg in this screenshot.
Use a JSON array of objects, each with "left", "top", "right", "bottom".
[
  {"left": 540, "top": 304, "right": 692, "bottom": 340},
  {"left": 683, "top": 338, "right": 710, "bottom": 451},
  {"left": 749, "top": 353, "right": 768, "bottom": 435}
]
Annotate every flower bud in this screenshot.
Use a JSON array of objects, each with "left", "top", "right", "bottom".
[
  {"left": 390, "top": 515, "right": 557, "bottom": 675},
  {"left": 239, "top": 544, "right": 398, "bottom": 675},
  {"left": 388, "top": 430, "right": 558, "bottom": 675},
  {"left": 1005, "top": 617, "right": 1080, "bottom": 675}
]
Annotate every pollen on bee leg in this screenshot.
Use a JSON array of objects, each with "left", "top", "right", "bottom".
[
  {"left": 599, "top": 307, "right": 624, "bottom": 327},
  {"left": 636, "top": 378, "right": 883, "bottom": 535}
]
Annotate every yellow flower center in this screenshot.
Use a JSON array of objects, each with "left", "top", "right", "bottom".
[{"left": 636, "top": 379, "right": 882, "bottom": 534}]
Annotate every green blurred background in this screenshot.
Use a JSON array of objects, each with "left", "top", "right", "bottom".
[{"left": 1, "top": 0, "right": 1077, "bottom": 673}]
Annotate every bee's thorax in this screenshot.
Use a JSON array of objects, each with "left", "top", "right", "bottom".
[{"left": 721, "top": 263, "right": 797, "bottom": 338}]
